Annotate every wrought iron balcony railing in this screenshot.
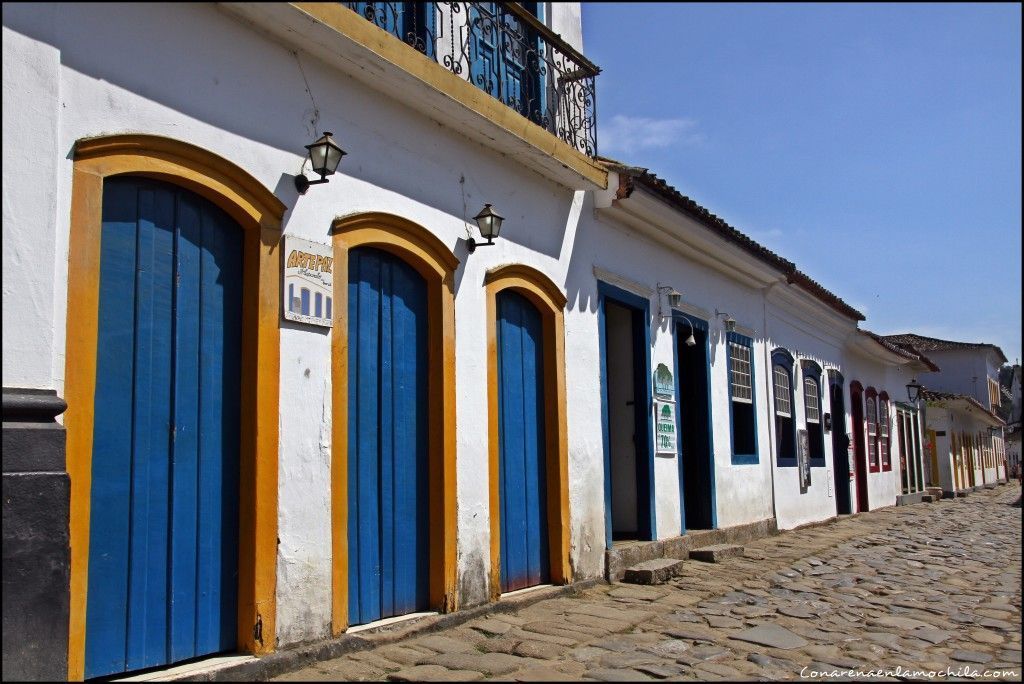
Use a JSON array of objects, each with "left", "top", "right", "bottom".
[{"left": 343, "top": 2, "right": 599, "bottom": 157}]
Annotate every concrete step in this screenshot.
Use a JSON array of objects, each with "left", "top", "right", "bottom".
[
  {"left": 921, "top": 494, "right": 935, "bottom": 503},
  {"left": 689, "top": 544, "right": 744, "bottom": 563},
  {"left": 622, "top": 557, "right": 687, "bottom": 585}
]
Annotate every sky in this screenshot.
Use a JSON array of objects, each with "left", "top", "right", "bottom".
[{"left": 583, "top": 3, "right": 1022, "bottom": 364}]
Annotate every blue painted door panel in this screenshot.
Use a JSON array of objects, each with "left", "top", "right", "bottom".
[
  {"left": 469, "top": 2, "right": 542, "bottom": 121},
  {"left": 496, "top": 291, "right": 549, "bottom": 592},
  {"left": 348, "top": 248, "right": 429, "bottom": 626},
  {"left": 87, "top": 177, "right": 241, "bottom": 678}
]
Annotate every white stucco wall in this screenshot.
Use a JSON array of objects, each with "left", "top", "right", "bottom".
[
  {"left": 2, "top": 1, "right": 605, "bottom": 646},
  {"left": 548, "top": 2, "right": 584, "bottom": 53},
  {"left": 840, "top": 352, "right": 910, "bottom": 510},
  {"left": 2, "top": 20, "right": 62, "bottom": 390},
  {"left": 761, "top": 300, "right": 853, "bottom": 530},
  {"left": 919, "top": 348, "right": 1003, "bottom": 410},
  {"left": 5, "top": 1, "right": 920, "bottom": 659},
  {"left": 928, "top": 408, "right": 956, "bottom": 493},
  {"left": 567, "top": 208, "right": 777, "bottom": 535}
]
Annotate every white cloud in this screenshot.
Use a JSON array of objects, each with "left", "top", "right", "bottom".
[{"left": 600, "top": 115, "right": 704, "bottom": 155}]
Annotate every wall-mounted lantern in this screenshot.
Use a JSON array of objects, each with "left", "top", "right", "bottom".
[
  {"left": 678, "top": 314, "right": 696, "bottom": 347},
  {"left": 657, "top": 284, "right": 683, "bottom": 321},
  {"left": 906, "top": 378, "right": 924, "bottom": 404},
  {"left": 467, "top": 204, "right": 504, "bottom": 253},
  {"left": 715, "top": 308, "right": 737, "bottom": 333},
  {"left": 294, "top": 131, "right": 346, "bottom": 194}
]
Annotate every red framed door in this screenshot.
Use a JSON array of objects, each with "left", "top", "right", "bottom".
[{"left": 850, "top": 383, "right": 869, "bottom": 512}]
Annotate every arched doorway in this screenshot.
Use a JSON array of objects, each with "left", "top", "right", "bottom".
[
  {"left": 485, "top": 265, "right": 571, "bottom": 598},
  {"left": 64, "top": 135, "right": 284, "bottom": 681},
  {"left": 85, "top": 177, "right": 242, "bottom": 678},
  {"left": 330, "top": 213, "right": 458, "bottom": 633}
]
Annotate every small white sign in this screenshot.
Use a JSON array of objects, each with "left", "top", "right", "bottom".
[
  {"left": 655, "top": 399, "right": 677, "bottom": 454},
  {"left": 283, "top": 235, "right": 334, "bottom": 328}
]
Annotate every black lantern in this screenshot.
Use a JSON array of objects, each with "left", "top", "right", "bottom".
[
  {"left": 467, "top": 204, "right": 504, "bottom": 253},
  {"left": 715, "top": 308, "right": 737, "bottom": 333},
  {"left": 906, "top": 378, "right": 924, "bottom": 403},
  {"left": 295, "top": 131, "right": 346, "bottom": 194}
]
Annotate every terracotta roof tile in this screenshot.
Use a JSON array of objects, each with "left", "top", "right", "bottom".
[
  {"left": 597, "top": 157, "right": 865, "bottom": 322},
  {"left": 865, "top": 333, "right": 941, "bottom": 371},
  {"left": 882, "top": 334, "right": 1008, "bottom": 365}
]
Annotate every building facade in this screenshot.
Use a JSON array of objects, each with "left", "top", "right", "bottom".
[
  {"left": 2, "top": 3, "right": 981, "bottom": 681},
  {"left": 883, "top": 334, "right": 1010, "bottom": 495}
]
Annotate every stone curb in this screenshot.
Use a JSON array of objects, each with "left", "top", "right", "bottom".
[{"left": 180, "top": 579, "right": 602, "bottom": 681}]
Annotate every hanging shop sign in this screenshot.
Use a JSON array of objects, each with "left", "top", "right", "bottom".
[
  {"left": 655, "top": 399, "right": 677, "bottom": 454},
  {"left": 797, "top": 428, "right": 811, "bottom": 493},
  {"left": 654, "top": 363, "right": 674, "bottom": 398},
  {"left": 283, "top": 235, "right": 334, "bottom": 328}
]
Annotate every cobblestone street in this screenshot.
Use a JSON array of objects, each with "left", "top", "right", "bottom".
[{"left": 276, "top": 486, "right": 1022, "bottom": 681}]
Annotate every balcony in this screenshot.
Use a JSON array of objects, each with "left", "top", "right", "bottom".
[{"left": 341, "top": 2, "right": 599, "bottom": 157}]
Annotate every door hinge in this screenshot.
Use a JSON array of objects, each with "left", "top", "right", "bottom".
[{"left": 253, "top": 612, "right": 263, "bottom": 648}]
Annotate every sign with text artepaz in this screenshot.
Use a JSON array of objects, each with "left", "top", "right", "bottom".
[{"left": 283, "top": 235, "right": 334, "bottom": 327}]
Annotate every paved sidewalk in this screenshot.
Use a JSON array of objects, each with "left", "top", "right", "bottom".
[{"left": 275, "top": 486, "right": 1022, "bottom": 681}]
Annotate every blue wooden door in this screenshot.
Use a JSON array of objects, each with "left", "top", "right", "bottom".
[
  {"left": 86, "top": 177, "right": 241, "bottom": 678},
  {"left": 348, "top": 248, "right": 430, "bottom": 625},
  {"left": 496, "top": 290, "right": 549, "bottom": 592}
]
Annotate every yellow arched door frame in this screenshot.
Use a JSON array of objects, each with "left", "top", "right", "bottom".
[
  {"left": 330, "top": 212, "right": 459, "bottom": 634},
  {"left": 65, "top": 134, "right": 284, "bottom": 680},
  {"left": 484, "top": 264, "right": 571, "bottom": 599}
]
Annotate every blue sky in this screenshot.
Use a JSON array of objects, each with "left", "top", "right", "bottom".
[{"left": 584, "top": 3, "right": 1022, "bottom": 363}]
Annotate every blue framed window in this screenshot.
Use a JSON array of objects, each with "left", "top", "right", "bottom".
[
  {"left": 771, "top": 348, "right": 797, "bottom": 467},
  {"left": 801, "top": 360, "right": 827, "bottom": 467},
  {"left": 726, "top": 332, "right": 758, "bottom": 464}
]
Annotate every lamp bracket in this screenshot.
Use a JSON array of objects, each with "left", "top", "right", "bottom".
[
  {"left": 467, "top": 237, "right": 494, "bottom": 254},
  {"left": 294, "top": 173, "right": 329, "bottom": 195}
]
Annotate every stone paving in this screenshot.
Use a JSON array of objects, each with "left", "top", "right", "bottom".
[{"left": 275, "top": 486, "right": 1022, "bottom": 681}]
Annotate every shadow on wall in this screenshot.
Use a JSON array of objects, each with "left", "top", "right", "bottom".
[{"left": 10, "top": 3, "right": 576, "bottom": 267}]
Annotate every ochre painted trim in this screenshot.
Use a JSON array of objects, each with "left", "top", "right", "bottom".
[
  {"left": 288, "top": 2, "right": 607, "bottom": 188},
  {"left": 330, "top": 212, "right": 459, "bottom": 635},
  {"left": 65, "top": 134, "right": 281, "bottom": 680},
  {"left": 485, "top": 264, "right": 571, "bottom": 599}
]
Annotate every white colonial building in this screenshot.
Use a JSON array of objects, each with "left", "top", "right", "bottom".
[
  {"left": 883, "top": 334, "right": 1009, "bottom": 494},
  {"left": 2, "top": 3, "right": 979, "bottom": 681}
]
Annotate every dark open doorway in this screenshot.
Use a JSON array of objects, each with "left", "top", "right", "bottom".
[
  {"left": 828, "top": 371, "right": 852, "bottom": 515},
  {"left": 675, "top": 315, "right": 715, "bottom": 531},
  {"left": 599, "top": 283, "right": 655, "bottom": 546}
]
